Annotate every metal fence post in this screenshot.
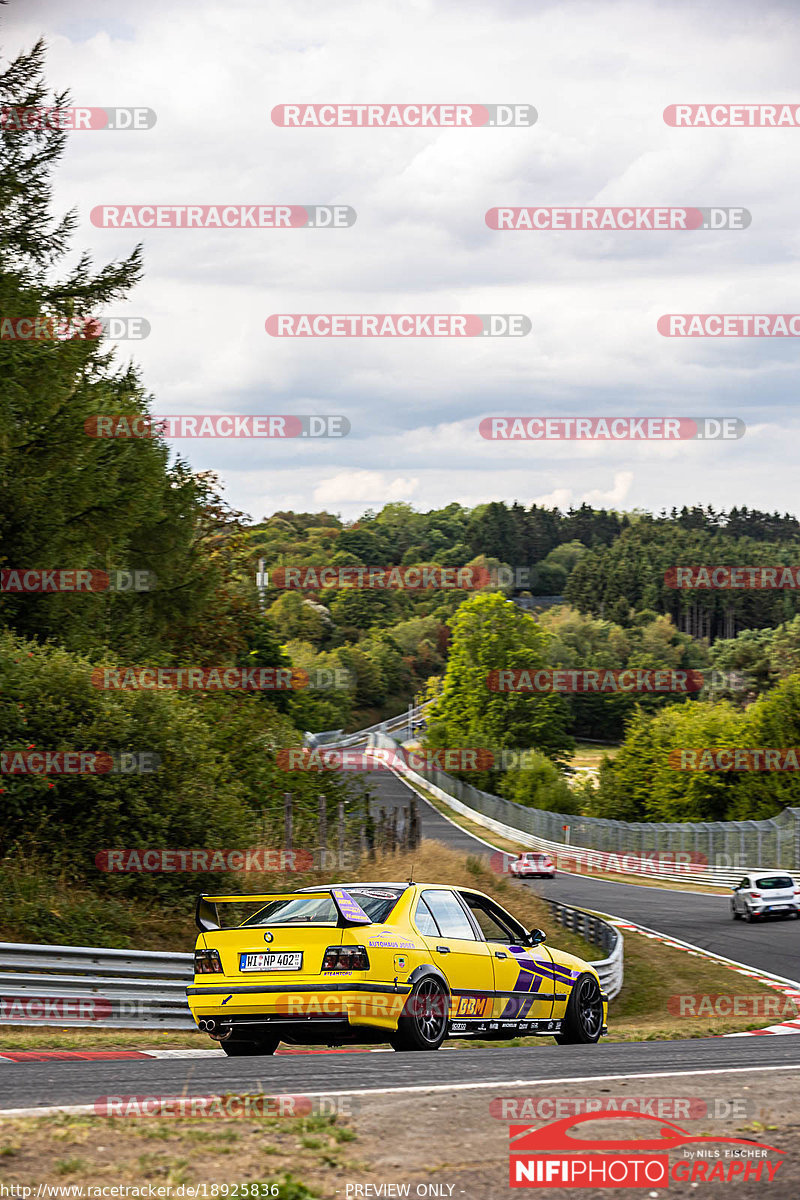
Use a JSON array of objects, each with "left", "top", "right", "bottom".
[
  {"left": 319, "top": 794, "right": 327, "bottom": 870},
  {"left": 338, "top": 799, "right": 345, "bottom": 867},
  {"left": 284, "top": 792, "right": 293, "bottom": 852}
]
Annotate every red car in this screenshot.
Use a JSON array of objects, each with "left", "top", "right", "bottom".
[{"left": 510, "top": 852, "right": 556, "bottom": 879}]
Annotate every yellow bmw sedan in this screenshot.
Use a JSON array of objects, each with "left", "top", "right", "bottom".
[{"left": 187, "top": 882, "right": 608, "bottom": 1055}]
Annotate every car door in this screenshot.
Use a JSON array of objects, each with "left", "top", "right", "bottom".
[
  {"left": 734, "top": 877, "right": 750, "bottom": 914},
  {"left": 457, "top": 890, "right": 559, "bottom": 1034},
  {"left": 412, "top": 889, "right": 494, "bottom": 1027}
]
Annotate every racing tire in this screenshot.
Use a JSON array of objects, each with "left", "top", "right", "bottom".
[
  {"left": 221, "top": 1035, "right": 280, "bottom": 1056},
  {"left": 731, "top": 904, "right": 741, "bottom": 920},
  {"left": 554, "top": 973, "right": 604, "bottom": 1045},
  {"left": 389, "top": 976, "right": 449, "bottom": 1052},
  {"left": 744, "top": 908, "right": 755, "bottom": 923}
]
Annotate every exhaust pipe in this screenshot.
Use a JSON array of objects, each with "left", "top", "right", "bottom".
[{"left": 202, "top": 1018, "right": 233, "bottom": 1042}]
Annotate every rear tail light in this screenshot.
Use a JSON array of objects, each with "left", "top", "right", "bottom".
[
  {"left": 749, "top": 892, "right": 760, "bottom": 899},
  {"left": 322, "top": 945, "right": 370, "bottom": 971},
  {"left": 194, "top": 948, "right": 223, "bottom": 974}
]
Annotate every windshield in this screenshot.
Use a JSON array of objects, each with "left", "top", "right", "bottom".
[
  {"left": 754, "top": 876, "right": 794, "bottom": 890},
  {"left": 240, "top": 888, "right": 401, "bottom": 927}
]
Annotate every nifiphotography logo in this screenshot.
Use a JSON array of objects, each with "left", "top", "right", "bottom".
[{"left": 508, "top": 1112, "right": 784, "bottom": 1187}]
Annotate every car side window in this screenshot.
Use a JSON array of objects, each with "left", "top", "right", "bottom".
[
  {"left": 421, "top": 890, "right": 476, "bottom": 940},
  {"left": 414, "top": 896, "right": 440, "bottom": 937},
  {"left": 460, "top": 893, "right": 522, "bottom": 944}
]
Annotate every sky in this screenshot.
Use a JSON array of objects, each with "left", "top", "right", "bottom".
[{"left": 4, "top": 0, "right": 800, "bottom": 523}]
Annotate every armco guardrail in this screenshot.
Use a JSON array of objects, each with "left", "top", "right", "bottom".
[
  {"left": 0, "top": 917, "right": 622, "bottom": 1026},
  {"left": 367, "top": 731, "right": 800, "bottom": 889},
  {"left": 0, "top": 942, "right": 195, "bottom": 1028},
  {"left": 544, "top": 901, "right": 623, "bottom": 1001},
  {"left": 306, "top": 701, "right": 432, "bottom": 749}
]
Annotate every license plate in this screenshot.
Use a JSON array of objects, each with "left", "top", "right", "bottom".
[{"left": 240, "top": 951, "right": 302, "bottom": 972}]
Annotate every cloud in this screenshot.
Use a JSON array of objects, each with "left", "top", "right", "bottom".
[
  {"left": 4, "top": 0, "right": 800, "bottom": 520},
  {"left": 312, "top": 471, "right": 420, "bottom": 505}
]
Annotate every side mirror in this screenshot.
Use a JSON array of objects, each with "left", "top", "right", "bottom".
[
  {"left": 195, "top": 896, "right": 220, "bottom": 933},
  {"left": 527, "top": 928, "right": 547, "bottom": 946}
]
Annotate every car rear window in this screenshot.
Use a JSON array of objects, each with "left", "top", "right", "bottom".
[
  {"left": 240, "top": 888, "right": 402, "bottom": 927},
  {"left": 241, "top": 896, "right": 338, "bottom": 926},
  {"left": 754, "top": 876, "right": 794, "bottom": 890}
]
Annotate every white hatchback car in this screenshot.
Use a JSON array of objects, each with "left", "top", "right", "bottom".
[
  {"left": 731, "top": 873, "right": 800, "bottom": 922},
  {"left": 510, "top": 852, "right": 556, "bottom": 879}
]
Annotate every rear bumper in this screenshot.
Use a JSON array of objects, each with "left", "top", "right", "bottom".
[
  {"left": 187, "top": 981, "right": 412, "bottom": 1032},
  {"left": 748, "top": 901, "right": 799, "bottom": 915}
]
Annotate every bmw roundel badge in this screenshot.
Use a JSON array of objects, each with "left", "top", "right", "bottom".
[{"left": 264, "top": 931, "right": 273, "bottom": 943}]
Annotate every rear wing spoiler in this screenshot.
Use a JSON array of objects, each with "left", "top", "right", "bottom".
[{"left": 195, "top": 886, "right": 372, "bottom": 933}]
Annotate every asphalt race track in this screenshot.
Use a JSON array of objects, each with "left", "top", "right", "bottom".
[
  {"left": 2, "top": 1038, "right": 800, "bottom": 1112},
  {"left": 0, "top": 763, "right": 797, "bottom": 1114},
  {"left": 365, "top": 767, "right": 800, "bottom": 984}
]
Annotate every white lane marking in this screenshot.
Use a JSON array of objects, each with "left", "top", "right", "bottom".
[
  {"left": 142, "top": 1049, "right": 225, "bottom": 1058},
  {"left": 4, "top": 1063, "right": 800, "bottom": 1118}
]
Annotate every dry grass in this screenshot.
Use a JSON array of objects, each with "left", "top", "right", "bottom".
[{"left": 0, "top": 1111, "right": 362, "bottom": 1198}]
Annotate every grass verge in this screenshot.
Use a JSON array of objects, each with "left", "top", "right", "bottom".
[{"left": 0, "top": 1111, "right": 364, "bottom": 1199}]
